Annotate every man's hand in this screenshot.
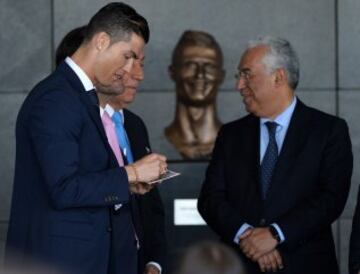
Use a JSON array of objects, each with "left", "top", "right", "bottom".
[
  {"left": 144, "top": 264, "right": 160, "bottom": 274},
  {"left": 129, "top": 181, "right": 154, "bottom": 195},
  {"left": 125, "top": 153, "right": 167, "bottom": 183},
  {"left": 240, "top": 227, "right": 278, "bottom": 261},
  {"left": 258, "top": 249, "right": 284, "bottom": 272}
]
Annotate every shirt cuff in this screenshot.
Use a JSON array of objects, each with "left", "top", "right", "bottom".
[
  {"left": 233, "top": 223, "right": 253, "bottom": 244},
  {"left": 146, "top": 262, "right": 162, "bottom": 274},
  {"left": 114, "top": 204, "right": 122, "bottom": 210},
  {"left": 271, "top": 223, "right": 285, "bottom": 243}
]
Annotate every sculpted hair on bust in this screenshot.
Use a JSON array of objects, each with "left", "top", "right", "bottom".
[
  {"left": 248, "top": 36, "right": 300, "bottom": 89},
  {"left": 171, "top": 30, "right": 223, "bottom": 66},
  {"left": 83, "top": 2, "right": 149, "bottom": 44}
]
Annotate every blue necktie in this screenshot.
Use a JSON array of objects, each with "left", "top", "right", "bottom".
[
  {"left": 260, "top": 121, "right": 278, "bottom": 199},
  {"left": 112, "top": 111, "right": 134, "bottom": 164}
]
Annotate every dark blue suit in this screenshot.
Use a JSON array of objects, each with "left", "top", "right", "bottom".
[
  {"left": 6, "top": 62, "right": 137, "bottom": 274},
  {"left": 123, "top": 109, "right": 167, "bottom": 273},
  {"left": 198, "top": 100, "right": 353, "bottom": 274}
]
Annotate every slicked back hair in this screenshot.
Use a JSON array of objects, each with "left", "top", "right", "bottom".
[{"left": 84, "top": 2, "right": 149, "bottom": 45}]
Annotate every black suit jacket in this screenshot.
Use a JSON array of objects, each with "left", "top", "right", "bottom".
[
  {"left": 6, "top": 62, "right": 135, "bottom": 274},
  {"left": 349, "top": 186, "right": 360, "bottom": 274},
  {"left": 123, "top": 109, "right": 167, "bottom": 273},
  {"left": 198, "top": 100, "right": 353, "bottom": 274}
]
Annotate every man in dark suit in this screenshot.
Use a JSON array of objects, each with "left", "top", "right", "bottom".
[
  {"left": 5, "top": 3, "right": 167, "bottom": 274},
  {"left": 54, "top": 24, "right": 166, "bottom": 274},
  {"left": 350, "top": 187, "right": 360, "bottom": 274},
  {"left": 198, "top": 36, "right": 353, "bottom": 274},
  {"left": 107, "top": 58, "right": 167, "bottom": 274}
]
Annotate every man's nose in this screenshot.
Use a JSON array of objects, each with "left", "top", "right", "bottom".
[
  {"left": 236, "top": 77, "right": 246, "bottom": 91},
  {"left": 123, "top": 59, "right": 135, "bottom": 73},
  {"left": 132, "top": 62, "right": 144, "bottom": 81}
]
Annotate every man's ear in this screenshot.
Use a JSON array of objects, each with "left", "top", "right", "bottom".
[
  {"left": 274, "top": 68, "right": 287, "bottom": 87},
  {"left": 93, "top": 31, "right": 111, "bottom": 52}
]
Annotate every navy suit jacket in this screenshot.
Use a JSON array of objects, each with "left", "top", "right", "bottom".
[
  {"left": 6, "top": 62, "right": 135, "bottom": 274},
  {"left": 198, "top": 100, "right": 353, "bottom": 274}
]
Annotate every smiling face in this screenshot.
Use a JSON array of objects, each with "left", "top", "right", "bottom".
[
  {"left": 171, "top": 46, "right": 224, "bottom": 107},
  {"left": 236, "top": 45, "right": 279, "bottom": 118},
  {"left": 93, "top": 32, "right": 145, "bottom": 96}
]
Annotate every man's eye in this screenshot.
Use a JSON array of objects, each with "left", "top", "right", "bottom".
[{"left": 124, "top": 53, "right": 135, "bottom": 60}]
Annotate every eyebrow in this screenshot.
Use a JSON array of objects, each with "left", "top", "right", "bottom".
[
  {"left": 238, "top": 67, "right": 251, "bottom": 73},
  {"left": 127, "top": 50, "right": 145, "bottom": 61},
  {"left": 130, "top": 51, "right": 137, "bottom": 59}
]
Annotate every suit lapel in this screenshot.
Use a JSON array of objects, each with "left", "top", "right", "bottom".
[
  {"left": 79, "top": 93, "right": 119, "bottom": 167},
  {"left": 265, "top": 100, "right": 312, "bottom": 202},
  {"left": 78, "top": 92, "right": 108, "bottom": 143},
  {"left": 58, "top": 61, "right": 117, "bottom": 167},
  {"left": 235, "top": 115, "right": 262, "bottom": 200},
  {"left": 123, "top": 110, "right": 147, "bottom": 161}
]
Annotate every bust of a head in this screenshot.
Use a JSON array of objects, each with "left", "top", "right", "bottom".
[{"left": 165, "top": 30, "right": 225, "bottom": 159}]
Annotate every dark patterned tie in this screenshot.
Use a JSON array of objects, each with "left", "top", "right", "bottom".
[{"left": 260, "top": 121, "right": 278, "bottom": 199}]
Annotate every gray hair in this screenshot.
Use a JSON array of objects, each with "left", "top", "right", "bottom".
[{"left": 247, "top": 36, "right": 300, "bottom": 89}]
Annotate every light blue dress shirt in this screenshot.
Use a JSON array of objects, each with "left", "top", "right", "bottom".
[{"left": 234, "top": 97, "right": 297, "bottom": 245}]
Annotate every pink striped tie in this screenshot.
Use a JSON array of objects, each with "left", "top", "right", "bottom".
[
  {"left": 101, "top": 112, "right": 124, "bottom": 167},
  {"left": 102, "top": 112, "right": 139, "bottom": 247}
]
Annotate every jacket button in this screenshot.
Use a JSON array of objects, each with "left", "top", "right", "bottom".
[{"left": 107, "top": 226, "right": 112, "bottom": 232}]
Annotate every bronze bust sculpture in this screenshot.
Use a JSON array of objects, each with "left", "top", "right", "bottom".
[{"left": 165, "top": 30, "right": 225, "bottom": 159}]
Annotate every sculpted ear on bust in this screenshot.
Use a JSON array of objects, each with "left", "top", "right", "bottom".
[{"left": 168, "top": 65, "right": 176, "bottom": 81}]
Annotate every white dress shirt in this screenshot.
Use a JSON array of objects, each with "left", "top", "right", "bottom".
[{"left": 234, "top": 97, "right": 297, "bottom": 245}]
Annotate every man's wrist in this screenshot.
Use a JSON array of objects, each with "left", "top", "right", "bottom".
[
  {"left": 125, "top": 165, "right": 136, "bottom": 183},
  {"left": 146, "top": 262, "right": 161, "bottom": 274},
  {"left": 234, "top": 223, "right": 253, "bottom": 244},
  {"left": 268, "top": 225, "right": 281, "bottom": 243}
]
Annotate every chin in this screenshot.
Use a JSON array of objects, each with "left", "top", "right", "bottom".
[
  {"left": 244, "top": 103, "right": 255, "bottom": 114},
  {"left": 124, "top": 96, "right": 135, "bottom": 105}
]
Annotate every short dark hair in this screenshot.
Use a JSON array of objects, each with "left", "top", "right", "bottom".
[
  {"left": 171, "top": 30, "right": 223, "bottom": 66},
  {"left": 84, "top": 2, "right": 149, "bottom": 44},
  {"left": 55, "top": 26, "right": 86, "bottom": 67}
]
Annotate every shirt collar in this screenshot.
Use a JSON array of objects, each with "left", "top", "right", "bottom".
[
  {"left": 99, "top": 107, "right": 105, "bottom": 117},
  {"left": 104, "top": 104, "right": 115, "bottom": 117},
  {"left": 65, "top": 57, "right": 95, "bottom": 92},
  {"left": 260, "top": 96, "right": 297, "bottom": 129},
  {"left": 102, "top": 104, "right": 125, "bottom": 124}
]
